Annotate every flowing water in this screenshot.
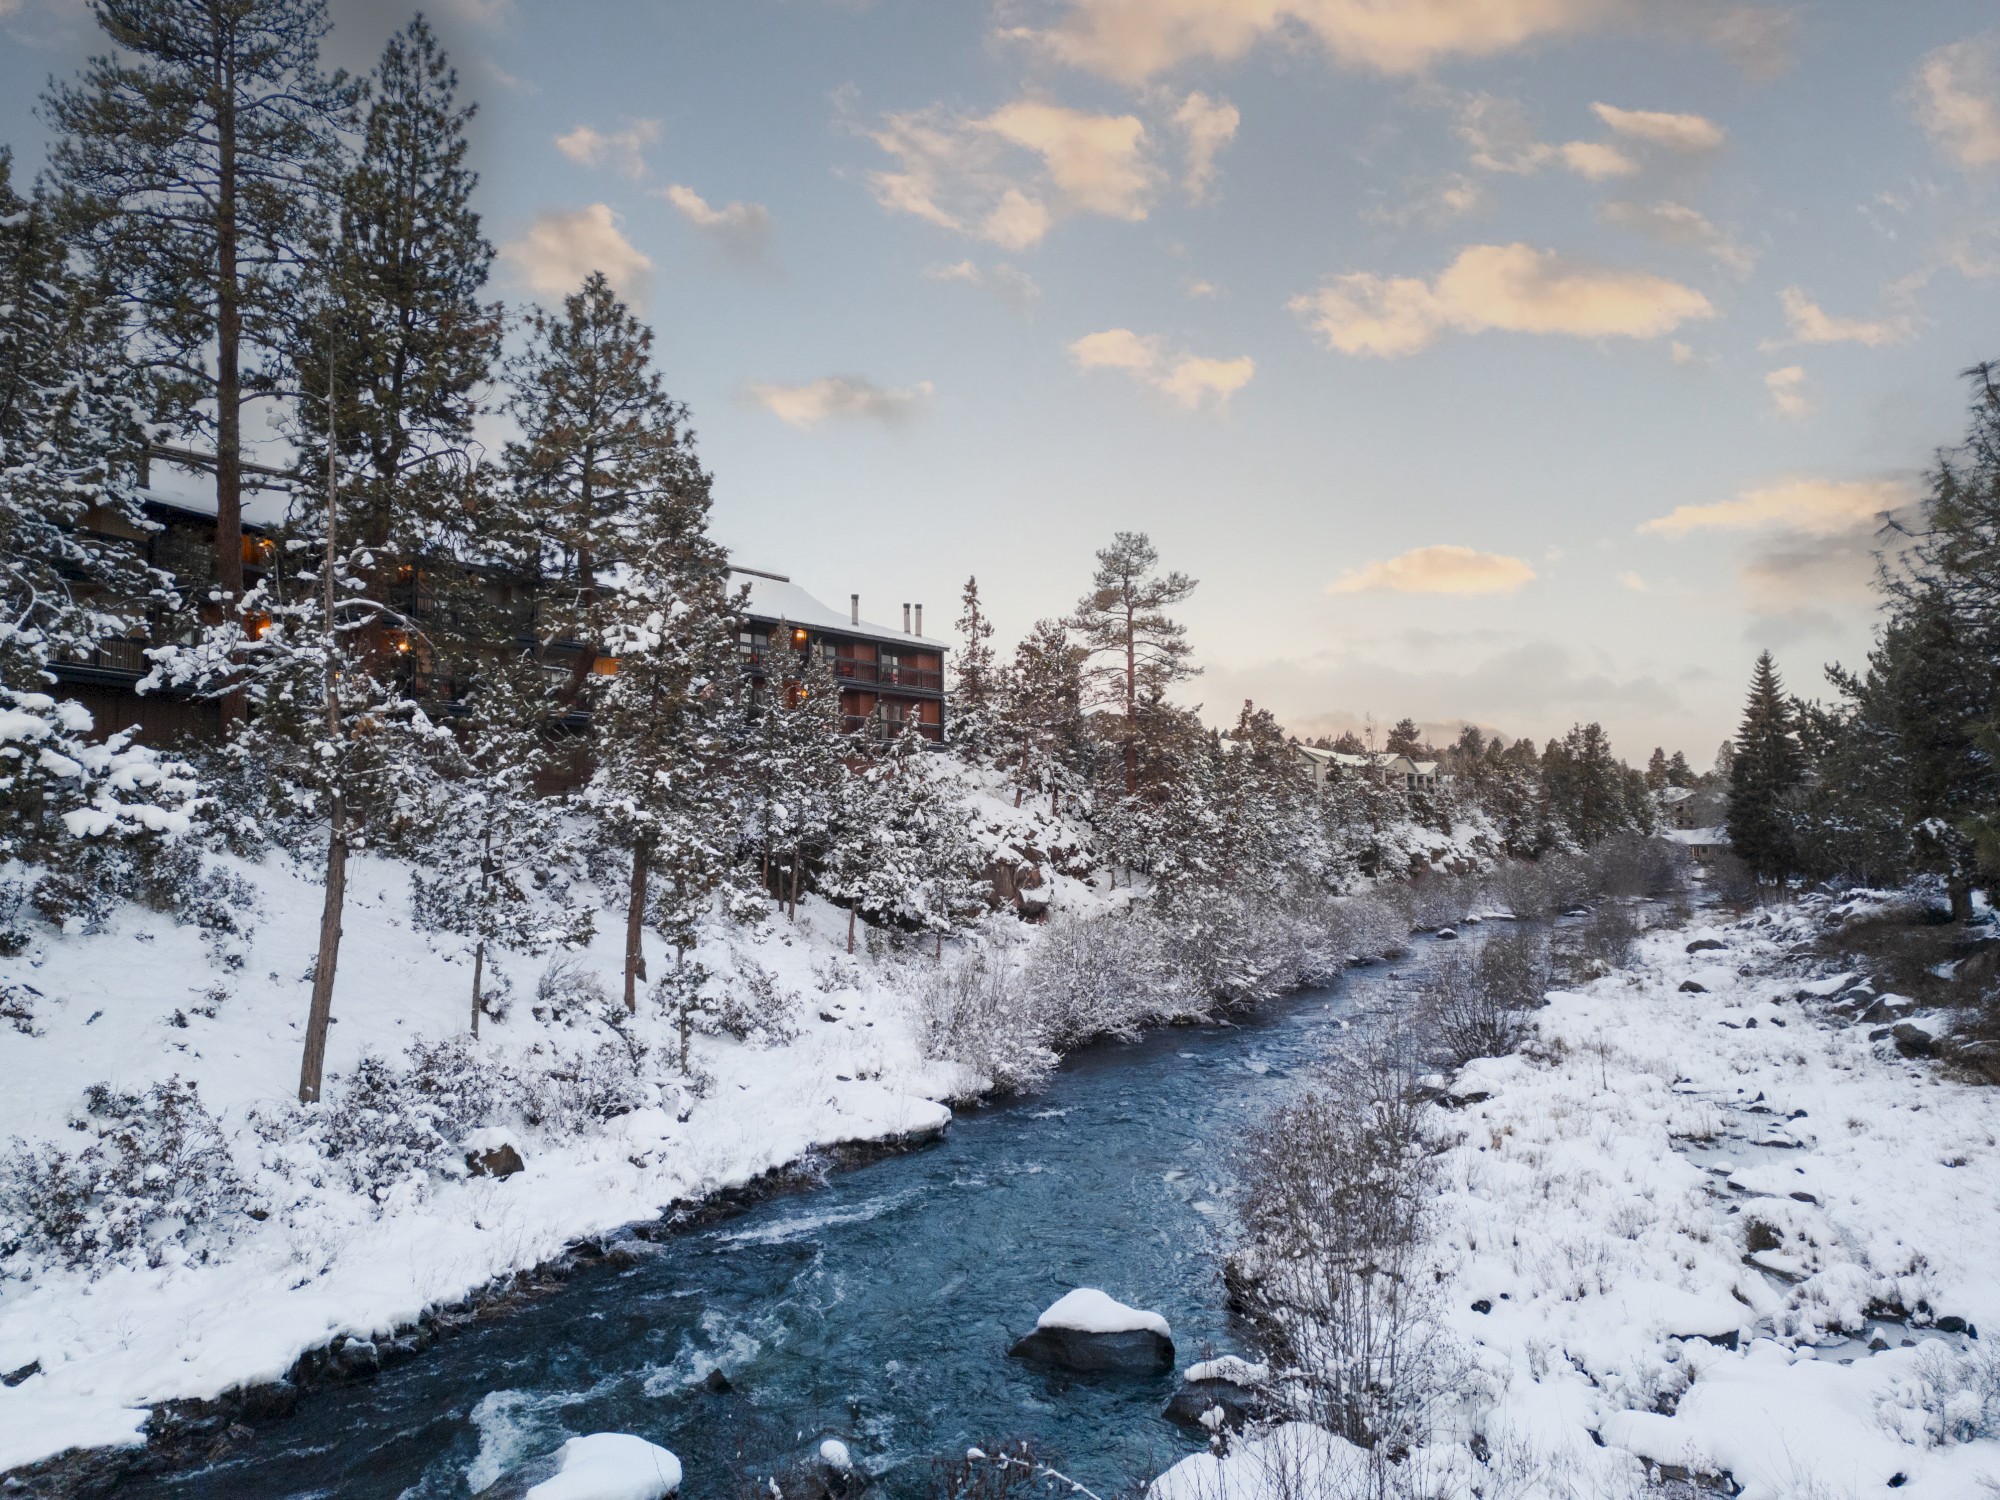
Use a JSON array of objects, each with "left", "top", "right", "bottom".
[{"left": 124, "top": 936, "right": 1464, "bottom": 1500}]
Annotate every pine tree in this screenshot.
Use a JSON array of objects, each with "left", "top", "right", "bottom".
[
  {"left": 1726, "top": 651, "right": 1803, "bottom": 885},
  {"left": 1385, "top": 718, "right": 1423, "bottom": 756},
  {"left": 1645, "top": 747, "right": 1668, "bottom": 790},
  {"left": 1070, "top": 532, "right": 1197, "bottom": 798},
  {"left": 0, "top": 151, "right": 198, "bottom": 865},
  {"left": 1003, "top": 617, "right": 1087, "bottom": 815},
  {"left": 296, "top": 16, "right": 499, "bottom": 631},
  {"left": 48, "top": 0, "right": 356, "bottom": 612},
  {"left": 948, "top": 575, "right": 1002, "bottom": 761}
]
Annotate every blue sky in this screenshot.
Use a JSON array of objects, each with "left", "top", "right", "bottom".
[{"left": 4, "top": 0, "right": 1997, "bottom": 763}]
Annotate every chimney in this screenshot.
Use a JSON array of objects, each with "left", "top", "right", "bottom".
[
  {"left": 902, "top": 603, "right": 911, "bottom": 633},
  {"left": 850, "top": 593, "right": 860, "bottom": 627},
  {"left": 914, "top": 603, "right": 923, "bottom": 636}
]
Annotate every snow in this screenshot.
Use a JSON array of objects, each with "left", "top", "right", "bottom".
[
  {"left": 730, "top": 569, "right": 948, "bottom": 651},
  {"left": 524, "top": 1433, "right": 682, "bottom": 1500},
  {"left": 818, "top": 1438, "right": 852, "bottom": 1470},
  {"left": 1035, "top": 1287, "right": 1170, "bottom": 1337},
  {"left": 1183, "top": 1356, "right": 1268, "bottom": 1385},
  {"left": 1149, "top": 1423, "right": 1369, "bottom": 1500}
]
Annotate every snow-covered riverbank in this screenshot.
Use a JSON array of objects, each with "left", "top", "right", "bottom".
[{"left": 1156, "top": 901, "right": 2000, "bottom": 1500}]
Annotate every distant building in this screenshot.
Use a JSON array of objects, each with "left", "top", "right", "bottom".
[
  {"left": 1666, "top": 826, "right": 1730, "bottom": 863},
  {"left": 1293, "top": 744, "right": 1440, "bottom": 795},
  {"left": 732, "top": 568, "right": 946, "bottom": 743},
  {"left": 1659, "top": 784, "right": 1698, "bottom": 830}
]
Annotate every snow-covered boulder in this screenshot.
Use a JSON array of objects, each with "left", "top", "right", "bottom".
[
  {"left": 1009, "top": 1288, "right": 1173, "bottom": 1373},
  {"left": 514, "top": 1434, "right": 681, "bottom": 1500}
]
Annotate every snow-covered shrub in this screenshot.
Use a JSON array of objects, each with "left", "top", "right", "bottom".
[
  {"left": 707, "top": 960, "right": 801, "bottom": 1045},
  {"left": 1875, "top": 1340, "right": 2000, "bottom": 1448},
  {"left": 916, "top": 935, "right": 1056, "bottom": 1096},
  {"left": 534, "top": 952, "right": 609, "bottom": 1025},
  {"left": 1019, "top": 911, "right": 1171, "bottom": 1046},
  {"left": 0, "top": 976, "right": 40, "bottom": 1036},
  {"left": 1235, "top": 1029, "right": 1451, "bottom": 1452},
  {"left": 313, "top": 1038, "right": 500, "bottom": 1203},
  {"left": 1588, "top": 834, "right": 1688, "bottom": 900},
  {"left": 1400, "top": 873, "right": 1469, "bottom": 932},
  {"left": 1560, "top": 903, "right": 1639, "bottom": 981},
  {"left": 1420, "top": 929, "right": 1549, "bottom": 1067},
  {"left": 515, "top": 1040, "right": 651, "bottom": 1137},
  {"left": 0, "top": 1078, "right": 250, "bottom": 1275}
]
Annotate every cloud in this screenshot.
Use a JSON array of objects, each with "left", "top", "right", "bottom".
[
  {"left": 1618, "top": 570, "right": 1648, "bottom": 591},
  {"left": 554, "top": 119, "right": 661, "bottom": 178},
  {"left": 861, "top": 97, "right": 1157, "bottom": 249},
  {"left": 1912, "top": 34, "right": 2000, "bottom": 171},
  {"left": 1600, "top": 199, "right": 1755, "bottom": 275},
  {"left": 1364, "top": 172, "right": 1490, "bottom": 230},
  {"left": 1773, "top": 286, "right": 1912, "bottom": 347},
  {"left": 747, "top": 376, "right": 934, "bottom": 430},
  {"left": 1455, "top": 94, "right": 1635, "bottom": 180},
  {"left": 923, "top": 258, "right": 1042, "bottom": 313},
  {"left": 1290, "top": 242, "right": 1715, "bottom": 358},
  {"left": 1640, "top": 477, "right": 1911, "bottom": 537},
  {"left": 1763, "top": 365, "right": 1808, "bottom": 420},
  {"left": 499, "top": 205, "right": 653, "bottom": 303},
  {"left": 1182, "top": 276, "right": 1222, "bottom": 298},
  {"left": 658, "top": 184, "right": 773, "bottom": 263},
  {"left": 1068, "top": 328, "right": 1255, "bottom": 409},
  {"left": 1329, "top": 544, "right": 1537, "bottom": 595},
  {"left": 1590, "top": 102, "right": 1726, "bottom": 151},
  {"left": 1172, "top": 91, "right": 1240, "bottom": 202},
  {"left": 1003, "top": 0, "right": 1616, "bottom": 84}
]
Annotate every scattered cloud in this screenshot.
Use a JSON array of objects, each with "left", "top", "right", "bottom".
[
  {"left": 1600, "top": 199, "right": 1755, "bottom": 275},
  {"left": 1290, "top": 242, "right": 1715, "bottom": 358},
  {"left": 1773, "top": 286, "right": 1912, "bottom": 347},
  {"left": 1456, "top": 94, "right": 1635, "bottom": 180},
  {"left": 1173, "top": 91, "right": 1241, "bottom": 203},
  {"left": 1364, "top": 172, "right": 1489, "bottom": 230},
  {"left": 1618, "top": 571, "right": 1649, "bottom": 591},
  {"left": 554, "top": 119, "right": 662, "bottom": 179},
  {"left": 499, "top": 205, "right": 652, "bottom": 303},
  {"left": 1640, "top": 477, "right": 1911, "bottom": 537},
  {"left": 1590, "top": 102, "right": 1726, "bottom": 152},
  {"left": 1911, "top": 34, "right": 2000, "bottom": 171},
  {"left": 658, "top": 184, "right": 773, "bottom": 263},
  {"left": 922, "top": 259, "right": 1042, "bottom": 313},
  {"left": 1068, "top": 328, "right": 1255, "bottom": 409},
  {"left": 1329, "top": 544, "right": 1537, "bottom": 595},
  {"left": 747, "top": 375, "right": 934, "bottom": 430},
  {"left": 1700, "top": 5, "right": 1796, "bottom": 80},
  {"left": 1763, "top": 365, "right": 1808, "bottom": 420},
  {"left": 1670, "top": 340, "right": 1696, "bottom": 364},
  {"left": 861, "top": 97, "right": 1157, "bottom": 249},
  {"left": 1182, "top": 276, "right": 1222, "bottom": 298},
  {"left": 1003, "top": 0, "right": 1616, "bottom": 85}
]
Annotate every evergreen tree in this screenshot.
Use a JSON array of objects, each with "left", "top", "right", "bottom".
[
  {"left": 1665, "top": 750, "right": 1694, "bottom": 787},
  {"left": 948, "top": 575, "right": 1002, "bottom": 760},
  {"left": 1002, "top": 617, "right": 1087, "bottom": 815},
  {"left": 48, "top": 0, "right": 356, "bottom": 611},
  {"left": 1645, "top": 747, "right": 1668, "bottom": 790},
  {"left": 0, "top": 151, "right": 198, "bottom": 865},
  {"left": 1540, "top": 722, "right": 1632, "bottom": 848},
  {"left": 1726, "top": 651, "right": 1803, "bottom": 885},
  {"left": 1384, "top": 718, "right": 1423, "bottom": 756},
  {"left": 1069, "top": 532, "right": 1197, "bottom": 798}
]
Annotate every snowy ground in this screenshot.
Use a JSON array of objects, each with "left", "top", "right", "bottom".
[{"left": 1157, "top": 901, "right": 2000, "bottom": 1500}]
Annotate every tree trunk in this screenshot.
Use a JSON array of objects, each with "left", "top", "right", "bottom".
[
  {"left": 847, "top": 897, "right": 856, "bottom": 955},
  {"left": 298, "top": 794, "right": 346, "bottom": 1103},
  {"left": 676, "top": 949, "right": 692, "bottom": 1074},
  {"left": 1123, "top": 600, "right": 1137, "bottom": 797},
  {"left": 1949, "top": 869, "right": 1974, "bottom": 925},
  {"left": 789, "top": 850, "right": 800, "bottom": 921},
  {"left": 469, "top": 939, "right": 485, "bottom": 1039},
  {"left": 624, "top": 843, "right": 649, "bottom": 1013}
]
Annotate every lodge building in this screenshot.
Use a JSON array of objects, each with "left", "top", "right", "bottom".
[{"left": 48, "top": 452, "right": 947, "bottom": 748}]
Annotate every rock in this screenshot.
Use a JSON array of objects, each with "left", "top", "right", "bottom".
[
  {"left": 702, "top": 1367, "right": 732, "bottom": 1393},
  {"left": 1163, "top": 1380, "right": 1260, "bottom": 1431},
  {"left": 1009, "top": 1288, "right": 1173, "bottom": 1374},
  {"left": 1471, "top": 1299, "right": 1492, "bottom": 1315},
  {"left": 1, "top": 1359, "right": 40, "bottom": 1387},
  {"left": 1434, "top": 928, "right": 1458, "bottom": 941},
  {"left": 1891, "top": 1023, "right": 1938, "bottom": 1058},
  {"left": 467, "top": 1142, "right": 525, "bottom": 1179},
  {"left": 1678, "top": 980, "right": 1707, "bottom": 993},
  {"left": 328, "top": 1337, "right": 380, "bottom": 1379},
  {"left": 489, "top": 1433, "right": 682, "bottom": 1500},
  {"left": 1686, "top": 939, "right": 1727, "bottom": 953},
  {"left": 1936, "top": 1315, "right": 1969, "bottom": 1334}
]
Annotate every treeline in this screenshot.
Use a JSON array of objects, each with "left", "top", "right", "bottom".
[{"left": 1724, "top": 363, "right": 2000, "bottom": 919}]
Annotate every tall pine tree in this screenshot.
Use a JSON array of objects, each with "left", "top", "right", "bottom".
[{"left": 1726, "top": 651, "right": 1803, "bottom": 885}]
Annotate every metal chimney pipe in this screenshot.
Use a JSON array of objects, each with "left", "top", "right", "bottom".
[
  {"left": 913, "top": 603, "right": 923, "bottom": 636},
  {"left": 851, "top": 593, "right": 860, "bottom": 626},
  {"left": 902, "top": 603, "right": 911, "bottom": 633}
]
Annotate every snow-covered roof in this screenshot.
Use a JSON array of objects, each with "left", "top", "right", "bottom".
[
  {"left": 1660, "top": 786, "right": 1697, "bottom": 804},
  {"left": 138, "top": 470, "right": 295, "bottom": 531},
  {"left": 731, "top": 568, "right": 947, "bottom": 652},
  {"left": 1294, "top": 746, "right": 1439, "bottom": 776},
  {"left": 1666, "top": 826, "right": 1730, "bottom": 846}
]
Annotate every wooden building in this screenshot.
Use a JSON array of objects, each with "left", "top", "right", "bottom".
[{"left": 731, "top": 567, "right": 946, "bottom": 742}]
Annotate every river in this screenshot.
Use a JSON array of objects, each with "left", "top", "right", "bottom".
[{"left": 121, "top": 936, "right": 1460, "bottom": 1500}]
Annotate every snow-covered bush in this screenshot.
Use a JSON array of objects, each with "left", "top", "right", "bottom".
[
  {"left": 1019, "top": 911, "right": 1174, "bottom": 1047},
  {"left": 916, "top": 933, "right": 1056, "bottom": 1096},
  {"left": 0, "top": 1078, "right": 250, "bottom": 1275},
  {"left": 312, "top": 1038, "right": 500, "bottom": 1203},
  {"left": 515, "top": 1040, "right": 652, "bottom": 1137},
  {"left": 1875, "top": 1340, "right": 2000, "bottom": 1448},
  {"left": 707, "top": 960, "right": 802, "bottom": 1046},
  {"left": 1419, "top": 929, "right": 1550, "bottom": 1068},
  {"left": 534, "top": 952, "right": 609, "bottom": 1025}
]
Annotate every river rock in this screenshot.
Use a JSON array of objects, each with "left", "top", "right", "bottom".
[
  {"left": 481, "top": 1433, "right": 683, "bottom": 1500},
  {"left": 1686, "top": 938, "right": 1727, "bottom": 953},
  {"left": 1009, "top": 1288, "right": 1173, "bottom": 1374},
  {"left": 1163, "top": 1380, "right": 1260, "bottom": 1431}
]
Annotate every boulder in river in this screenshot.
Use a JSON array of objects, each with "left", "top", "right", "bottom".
[
  {"left": 483, "top": 1433, "right": 682, "bottom": 1500},
  {"left": 1163, "top": 1356, "right": 1268, "bottom": 1431},
  {"left": 1008, "top": 1288, "right": 1173, "bottom": 1374}
]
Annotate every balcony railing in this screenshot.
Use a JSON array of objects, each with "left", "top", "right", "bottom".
[
  {"left": 841, "top": 714, "right": 943, "bottom": 742},
  {"left": 738, "top": 649, "right": 942, "bottom": 695}
]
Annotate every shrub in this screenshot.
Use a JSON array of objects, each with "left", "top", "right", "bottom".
[
  {"left": 0, "top": 1078, "right": 250, "bottom": 1274},
  {"left": 916, "top": 933, "right": 1056, "bottom": 1097},
  {"left": 1419, "top": 929, "right": 1549, "bottom": 1068},
  {"left": 534, "top": 952, "right": 609, "bottom": 1025},
  {"left": 1018, "top": 912, "right": 1167, "bottom": 1048},
  {"left": 314, "top": 1038, "right": 499, "bottom": 1202},
  {"left": 516, "top": 1040, "right": 652, "bottom": 1136}
]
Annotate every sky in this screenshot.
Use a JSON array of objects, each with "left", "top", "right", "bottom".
[{"left": 3, "top": 0, "right": 1998, "bottom": 765}]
